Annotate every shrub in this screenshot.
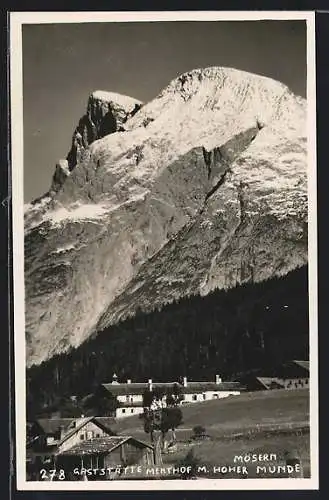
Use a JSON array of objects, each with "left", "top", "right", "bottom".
[{"left": 193, "top": 425, "right": 206, "bottom": 437}]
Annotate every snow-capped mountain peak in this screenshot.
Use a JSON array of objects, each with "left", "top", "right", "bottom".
[
  {"left": 24, "top": 67, "right": 308, "bottom": 366},
  {"left": 90, "top": 89, "right": 142, "bottom": 108}
]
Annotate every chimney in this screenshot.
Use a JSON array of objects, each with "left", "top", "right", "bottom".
[
  {"left": 112, "top": 373, "right": 118, "bottom": 385},
  {"left": 183, "top": 376, "right": 188, "bottom": 388},
  {"left": 215, "top": 374, "right": 222, "bottom": 385},
  {"left": 127, "top": 379, "right": 132, "bottom": 384},
  {"left": 148, "top": 378, "right": 153, "bottom": 391}
]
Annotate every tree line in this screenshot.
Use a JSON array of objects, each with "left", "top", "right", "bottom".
[{"left": 27, "top": 266, "right": 309, "bottom": 418}]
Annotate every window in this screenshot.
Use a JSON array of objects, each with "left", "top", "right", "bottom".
[
  {"left": 87, "top": 431, "right": 93, "bottom": 440},
  {"left": 122, "top": 409, "right": 126, "bottom": 414},
  {"left": 131, "top": 409, "right": 134, "bottom": 414},
  {"left": 80, "top": 434, "right": 85, "bottom": 440},
  {"left": 203, "top": 393, "right": 206, "bottom": 400},
  {"left": 95, "top": 433, "right": 100, "bottom": 438},
  {"left": 192, "top": 395, "right": 197, "bottom": 401}
]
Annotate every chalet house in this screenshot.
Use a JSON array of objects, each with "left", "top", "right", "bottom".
[
  {"left": 27, "top": 416, "right": 154, "bottom": 480},
  {"left": 180, "top": 375, "right": 241, "bottom": 404},
  {"left": 27, "top": 416, "right": 116, "bottom": 450},
  {"left": 57, "top": 436, "right": 154, "bottom": 480},
  {"left": 96, "top": 373, "right": 242, "bottom": 418},
  {"left": 237, "top": 360, "right": 310, "bottom": 391}
]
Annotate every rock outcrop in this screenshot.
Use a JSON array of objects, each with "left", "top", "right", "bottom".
[
  {"left": 66, "top": 91, "right": 142, "bottom": 171},
  {"left": 24, "top": 67, "right": 308, "bottom": 366}
]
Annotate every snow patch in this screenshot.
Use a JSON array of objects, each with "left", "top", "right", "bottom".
[
  {"left": 51, "top": 243, "right": 76, "bottom": 254},
  {"left": 91, "top": 90, "right": 142, "bottom": 110},
  {"left": 49, "top": 204, "right": 111, "bottom": 224}
]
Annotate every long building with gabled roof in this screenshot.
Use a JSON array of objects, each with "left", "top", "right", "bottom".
[{"left": 95, "top": 373, "right": 243, "bottom": 418}]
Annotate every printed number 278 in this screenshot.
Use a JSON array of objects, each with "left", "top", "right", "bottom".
[{"left": 39, "top": 469, "right": 66, "bottom": 480}]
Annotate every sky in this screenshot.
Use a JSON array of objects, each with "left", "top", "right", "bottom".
[{"left": 22, "top": 20, "right": 307, "bottom": 202}]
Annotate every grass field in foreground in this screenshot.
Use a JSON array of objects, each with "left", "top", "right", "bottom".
[
  {"left": 114, "top": 389, "right": 309, "bottom": 439},
  {"left": 114, "top": 389, "right": 311, "bottom": 479},
  {"left": 164, "top": 428, "right": 310, "bottom": 478}
]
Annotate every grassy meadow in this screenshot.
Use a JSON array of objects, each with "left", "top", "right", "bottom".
[{"left": 114, "top": 389, "right": 310, "bottom": 479}]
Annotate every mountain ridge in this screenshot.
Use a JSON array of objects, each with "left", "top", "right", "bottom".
[{"left": 24, "top": 66, "right": 308, "bottom": 366}]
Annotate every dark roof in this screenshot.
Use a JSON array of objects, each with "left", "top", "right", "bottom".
[
  {"left": 182, "top": 382, "right": 242, "bottom": 393},
  {"left": 101, "top": 383, "right": 147, "bottom": 395},
  {"left": 30, "top": 417, "right": 116, "bottom": 450},
  {"left": 101, "top": 382, "right": 180, "bottom": 396},
  {"left": 36, "top": 418, "right": 76, "bottom": 435},
  {"left": 94, "top": 416, "right": 116, "bottom": 428},
  {"left": 101, "top": 381, "right": 241, "bottom": 396},
  {"left": 26, "top": 436, "right": 59, "bottom": 452},
  {"left": 118, "top": 401, "right": 144, "bottom": 408},
  {"left": 235, "top": 360, "right": 310, "bottom": 382},
  {"left": 57, "top": 436, "right": 153, "bottom": 456},
  {"left": 34, "top": 416, "right": 116, "bottom": 437},
  {"left": 256, "top": 377, "right": 285, "bottom": 390},
  {"left": 292, "top": 360, "right": 309, "bottom": 372}
]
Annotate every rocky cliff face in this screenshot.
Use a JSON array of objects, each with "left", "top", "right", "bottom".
[
  {"left": 24, "top": 67, "right": 308, "bottom": 367},
  {"left": 49, "top": 91, "right": 142, "bottom": 195}
]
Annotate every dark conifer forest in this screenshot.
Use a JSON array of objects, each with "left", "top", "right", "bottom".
[{"left": 27, "top": 266, "right": 309, "bottom": 416}]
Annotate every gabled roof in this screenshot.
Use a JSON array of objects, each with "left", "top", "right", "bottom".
[
  {"left": 101, "top": 383, "right": 148, "bottom": 395},
  {"left": 101, "top": 381, "right": 242, "bottom": 396},
  {"left": 93, "top": 417, "right": 116, "bottom": 428},
  {"left": 256, "top": 377, "right": 285, "bottom": 390},
  {"left": 30, "top": 417, "right": 116, "bottom": 451},
  {"left": 182, "top": 382, "right": 242, "bottom": 393},
  {"left": 57, "top": 417, "right": 94, "bottom": 445},
  {"left": 292, "top": 360, "right": 309, "bottom": 372},
  {"left": 36, "top": 418, "right": 76, "bottom": 435},
  {"left": 101, "top": 382, "right": 181, "bottom": 396},
  {"left": 57, "top": 436, "right": 153, "bottom": 456},
  {"left": 57, "top": 417, "right": 116, "bottom": 447},
  {"left": 34, "top": 416, "right": 116, "bottom": 438},
  {"left": 235, "top": 360, "right": 310, "bottom": 382},
  {"left": 117, "top": 401, "right": 144, "bottom": 408}
]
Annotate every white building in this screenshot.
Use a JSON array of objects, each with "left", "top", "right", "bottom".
[
  {"left": 179, "top": 375, "right": 241, "bottom": 404},
  {"left": 98, "top": 373, "right": 242, "bottom": 419}
]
